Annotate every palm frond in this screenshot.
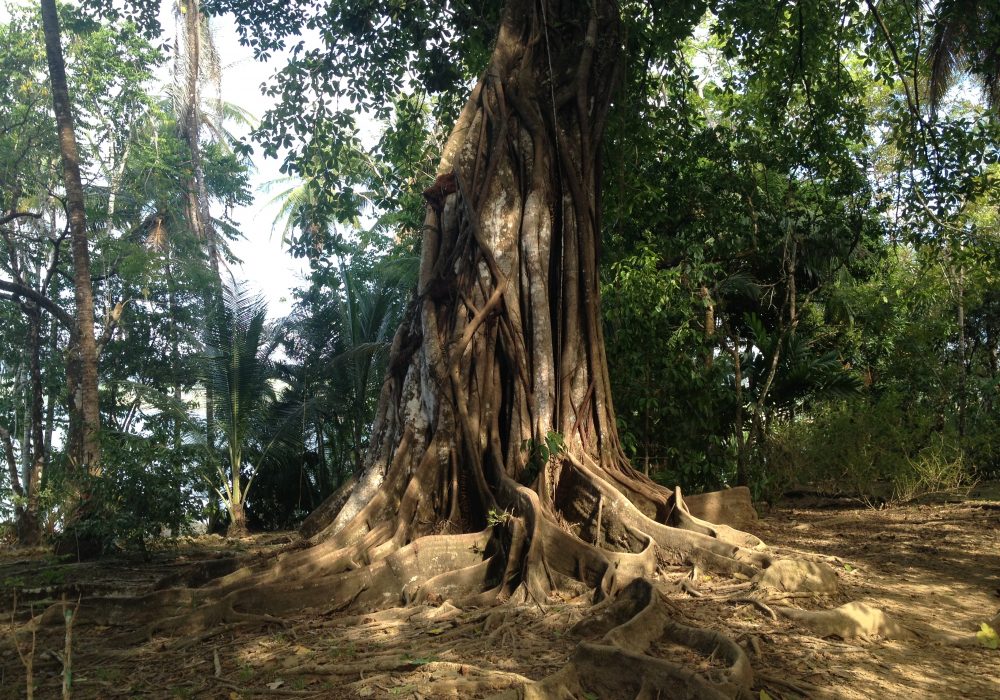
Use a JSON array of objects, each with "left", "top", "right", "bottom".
[{"left": 928, "top": 0, "right": 1000, "bottom": 111}]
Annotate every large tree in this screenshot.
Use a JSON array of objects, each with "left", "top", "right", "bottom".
[
  {"left": 87, "top": 2, "right": 769, "bottom": 696},
  {"left": 299, "top": 0, "right": 754, "bottom": 550}
]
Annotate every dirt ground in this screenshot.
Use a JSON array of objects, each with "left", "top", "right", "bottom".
[{"left": 0, "top": 491, "right": 997, "bottom": 699}]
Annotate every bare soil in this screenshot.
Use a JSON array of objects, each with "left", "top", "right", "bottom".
[{"left": 1, "top": 493, "right": 997, "bottom": 699}]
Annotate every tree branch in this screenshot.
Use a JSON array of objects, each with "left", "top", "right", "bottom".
[
  {"left": 864, "top": 0, "right": 920, "bottom": 120},
  {"left": 0, "top": 425, "right": 24, "bottom": 498},
  {"left": 0, "top": 279, "right": 74, "bottom": 328},
  {"left": 42, "top": 224, "right": 70, "bottom": 292},
  {"left": 96, "top": 300, "right": 127, "bottom": 356},
  {"left": 0, "top": 211, "right": 43, "bottom": 227}
]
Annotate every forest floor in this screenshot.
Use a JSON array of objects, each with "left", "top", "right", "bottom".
[{"left": 0, "top": 488, "right": 998, "bottom": 699}]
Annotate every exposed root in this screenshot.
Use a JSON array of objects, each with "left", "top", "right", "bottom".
[
  {"left": 754, "top": 558, "right": 839, "bottom": 595},
  {"left": 729, "top": 597, "right": 778, "bottom": 621},
  {"left": 773, "top": 601, "right": 916, "bottom": 640},
  {"left": 507, "top": 579, "right": 753, "bottom": 700},
  {"left": 755, "top": 671, "right": 819, "bottom": 698},
  {"left": 347, "top": 661, "right": 533, "bottom": 697}
]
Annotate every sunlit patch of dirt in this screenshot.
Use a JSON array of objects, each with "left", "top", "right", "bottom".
[
  {"left": 743, "top": 495, "right": 1000, "bottom": 699},
  {"left": 1, "top": 494, "right": 998, "bottom": 699}
]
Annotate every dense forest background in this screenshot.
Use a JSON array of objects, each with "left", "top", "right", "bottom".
[{"left": 1, "top": 0, "right": 998, "bottom": 550}]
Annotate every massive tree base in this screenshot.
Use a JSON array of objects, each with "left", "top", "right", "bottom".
[{"left": 16, "top": 471, "right": 779, "bottom": 699}]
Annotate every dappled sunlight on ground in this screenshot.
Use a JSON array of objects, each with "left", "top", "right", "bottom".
[{"left": 1, "top": 494, "right": 998, "bottom": 698}]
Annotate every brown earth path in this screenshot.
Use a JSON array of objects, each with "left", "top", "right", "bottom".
[{"left": 0, "top": 494, "right": 997, "bottom": 699}]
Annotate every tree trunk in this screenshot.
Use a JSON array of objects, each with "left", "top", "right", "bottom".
[
  {"left": 44, "top": 316, "right": 57, "bottom": 462},
  {"left": 317, "top": 0, "right": 636, "bottom": 544},
  {"left": 177, "top": 0, "right": 223, "bottom": 503},
  {"left": 0, "top": 424, "right": 31, "bottom": 543},
  {"left": 40, "top": 0, "right": 101, "bottom": 474},
  {"left": 955, "top": 260, "right": 967, "bottom": 441},
  {"left": 227, "top": 496, "right": 248, "bottom": 537},
  {"left": 730, "top": 325, "right": 748, "bottom": 486},
  {"left": 179, "top": 0, "right": 214, "bottom": 261},
  {"left": 167, "top": 255, "right": 184, "bottom": 535},
  {"left": 702, "top": 284, "right": 715, "bottom": 369},
  {"left": 315, "top": 417, "right": 329, "bottom": 496},
  {"left": 18, "top": 308, "right": 46, "bottom": 545},
  {"left": 303, "top": 0, "right": 762, "bottom": 583}
]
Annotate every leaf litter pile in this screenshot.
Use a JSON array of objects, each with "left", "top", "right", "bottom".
[{"left": 1, "top": 491, "right": 998, "bottom": 699}]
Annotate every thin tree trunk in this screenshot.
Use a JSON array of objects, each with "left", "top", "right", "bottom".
[
  {"left": 702, "top": 285, "right": 715, "bottom": 369},
  {"left": 643, "top": 364, "right": 651, "bottom": 476},
  {"left": 0, "top": 424, "right": 28, "bottom": 541},
  {"left": 316, "top": 418, "right": 329, "bottom": 496},
  {"left": 730, "top": 326, "right": 747, "bottom": 486},
  {"left": 40, "top": 0, "right": 101, "bottom": 474},
  {"left": 19, "top": 309, "right": 46, "bottom": 545},
  {"left": 166, "top": 255, "right": 184, "bottom": 534},
  {"left": 955, "top": 261, "right": 967, "bottom": 440},
  {"left": 177, "top": 0, "right": 223, "bottom": 500},
  {"left": 44, "top": 317, "right": 57, "bottom": 462}
]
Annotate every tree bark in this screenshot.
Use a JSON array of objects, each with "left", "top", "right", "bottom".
[
  {"left": 177, "top": 0, "right": 223, "bottom": 506},
  {"left": 20, "top": 308, "right": 45, "bottom": 545},
  {"left": 313, "top": 0, "right": 631, "bottom": 542},
  {"left": 307, "top": 0, "right": 731, "bottom": 560},
  {"left": 40, "top": 0, "right": 101, "bottom": 474},
  {"left": 315, "top": 417, "right": 329, "bottom": 496},
  {"left": 179, "top": 0, "right": 214, "bottom": 262},
  {"left": 227, "top": 497, "right": 248, "bottom": 537}
]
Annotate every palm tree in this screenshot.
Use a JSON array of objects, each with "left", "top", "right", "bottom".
[
  {"left": 329, "top": 262, "right": 404, "bottom": 474},
  {"left": 202, "top": 278, "right": 278, "bottom": 536},
  {"left": 928, "top": 0, "right": 1000, "bottom": 110}
]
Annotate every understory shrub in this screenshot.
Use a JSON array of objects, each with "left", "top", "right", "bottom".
[{"left": 763, "top": 392, "right": 975, "bottom": 502}]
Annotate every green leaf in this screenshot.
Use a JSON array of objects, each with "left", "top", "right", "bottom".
[
  {"left": 403, "top": 656, "right": 438, "bottom": 666},
  {"left": 976, "top": 623, "right": 999, "bottom": 650},
  {"left": 760, "top": 691, "right": 773, "bottom": 700}
]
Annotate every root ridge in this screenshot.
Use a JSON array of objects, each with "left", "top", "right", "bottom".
[{"left": 509, "top": 579, "right": 753, "bottom": 700}]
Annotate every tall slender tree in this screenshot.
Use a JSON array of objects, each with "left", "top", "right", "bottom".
[
  {"left": 39, "top": 0, "right": 101, "bottom": 474},
  {"left": 175, "top": 0, "right": 221, "bottom": 274}
]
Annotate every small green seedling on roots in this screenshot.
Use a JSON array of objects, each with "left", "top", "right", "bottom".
[
  {"left": 520, "top": 431, "right": 566, "bottom": 484},
  {"left": 486, "top": 508, "right": 513, "bottom": 527}
]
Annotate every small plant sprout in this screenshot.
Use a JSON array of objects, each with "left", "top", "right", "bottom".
[{"left": 486, "top": 508, "right": 513, "bottom": 528}]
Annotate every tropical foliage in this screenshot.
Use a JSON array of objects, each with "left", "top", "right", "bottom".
[{"left": 0, "top": 0, "right": 998, "bottom": 548}]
